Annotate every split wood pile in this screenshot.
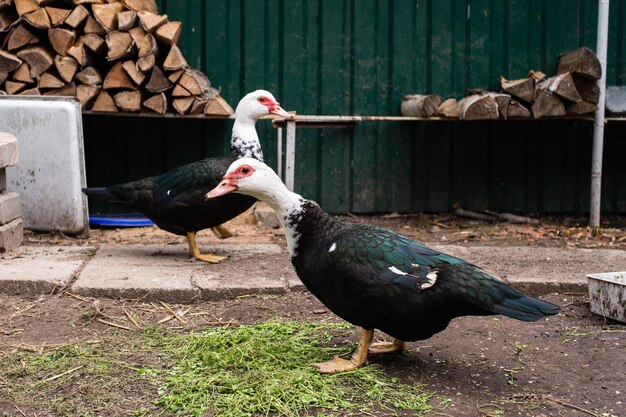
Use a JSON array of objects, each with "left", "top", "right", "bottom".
[
  {"left": 401, "top": 47, "right": 601, "bottom": 120},
  {"left": 0, "top": 0, "right": 233, "bottom": 116}
]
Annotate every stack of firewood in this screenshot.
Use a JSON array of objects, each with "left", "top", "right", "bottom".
[
  {"left": 0, "top": 0, "right": 233, "bottom": 116},
  {"left": 401, "top": 47, "right": 601, "bottom": 120}
]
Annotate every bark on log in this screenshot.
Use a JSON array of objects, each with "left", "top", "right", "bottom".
[
  {"left": 400, "top": 94, "right": 441, "bottom": 117},
  {"left": 458, "top": 94, "right": 498, "bottom": 120},
  {"left": 557, "top": 47, "right": 601, "bottom": 80},
  {"left": 537, "top": 72, "right": 582, "bottom": 102},
  {"left": 500, "top": 76, "right": 535, "bottom": 103}
]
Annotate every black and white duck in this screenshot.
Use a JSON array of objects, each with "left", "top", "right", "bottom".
[
  {"left": 207, "top": 158, "right": 560, "bottom": 373},
  {"left": 84, "top": 90, "right": 291, "bottom": 263}
]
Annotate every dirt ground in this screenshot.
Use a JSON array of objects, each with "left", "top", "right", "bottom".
[{"left": 2, "top": 211, "right": 626, "bottom": 416}]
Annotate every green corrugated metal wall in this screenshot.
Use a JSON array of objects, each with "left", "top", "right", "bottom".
[{"left": 84, "top": 0, "right": 626, "bottom": 214}]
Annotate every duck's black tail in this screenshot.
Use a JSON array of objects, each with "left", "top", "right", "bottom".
[{"left": 492, "top": 294, "right": 560, "bottom": 322}]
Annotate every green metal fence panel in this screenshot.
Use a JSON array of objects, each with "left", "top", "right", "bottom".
[{"left": 84, "top": 0, "right": 626, "bottom": 214}]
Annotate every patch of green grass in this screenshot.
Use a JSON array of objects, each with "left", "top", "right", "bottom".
[
  {"left": 0, "top": 322, "right": 440, "bottom": 416},
  {"left": 152, "top": 321, "right": 437, "bottom": 417}
]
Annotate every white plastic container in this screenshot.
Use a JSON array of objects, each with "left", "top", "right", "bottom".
[
  {"left": 0, "top": 96, "right": 87, "bottom": 234},
  {"left": 587, "top": 271, "right": 626, "bottom": 323}
]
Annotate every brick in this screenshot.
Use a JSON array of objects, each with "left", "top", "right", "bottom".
[
  {"left": 0, "top": 168, "right": 5, "bottom": 192},
  {"left": 0, "top": 132, "right": 18, "bottom": 168},
  {"left": 0, "top": 192, "right": 21, "bottom": 225},
  {"left": 0, "top": 218, "right": 23, "bottom": 252}
]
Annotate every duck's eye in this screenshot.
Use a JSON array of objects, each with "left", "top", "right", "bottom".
[
  {"left": 241, "top": 166, "right": 250, "bottom": 174},
  {"left": 258, "top": 97, "right": 266, "bottom": 103}
]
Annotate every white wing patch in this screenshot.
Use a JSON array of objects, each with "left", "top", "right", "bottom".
[
  {"left": 328, "top": 242, "right": 337, "bottom": 253},
  {"left": 420, "top": 270, "right": 438, "bottom": 289},
  {"left": 388, "top": 266, "right": 406, "bottom": 275},
  {"left": 167, "top": 190, "right": 171, "bottom": 195}
]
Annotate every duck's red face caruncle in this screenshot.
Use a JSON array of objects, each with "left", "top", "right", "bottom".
[
  {"left": 257, "top": 95, "right": 291, "bottom": 118},
  {"left": 206, "top": 164, "right": 256, "bottom": 199}
]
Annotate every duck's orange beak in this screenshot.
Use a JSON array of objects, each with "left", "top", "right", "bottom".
[{"left": 206, "top": 176, "right": 237, "bottom": 199}]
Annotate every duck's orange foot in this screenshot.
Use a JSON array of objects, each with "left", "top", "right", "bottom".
[
  {"left": 310, "top": 357, "right": 363, "bottom": 374},
  {"left": 368, "top": 339, "right": 405, "bottom": 355}
]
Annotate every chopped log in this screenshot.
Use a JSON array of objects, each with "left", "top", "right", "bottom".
[
  {"left": 136, "top": 53, "right": 154, "bottom": 72},
  {"left": 454, "top": 205, "right": 497, "bottom": 222},
  {"left": 484, "top": 210, "right": 540, "bottom": 225},
  {"left": 178, "top": 68, "right": 209, "bottom": 96},
  {"left": 54, "top": 55, "right": 77, "bottom": 82},
  {"left": 19, "top": 86, "right": 40, "bottom": 95},
  {"left": 0, "top": 70, "right": 6, "bottom": 84},
  {"left": 91, "top": 89, "right": 117, "bottom": 112},
  {"left": 73, "top": 0, "right": 106, "bottom": 4},
  {"left": 92, "top": 2, "right": 123, "bottom": 31},
  {"left": 121, "top": 60, "right": 144, "bottom": 85},
  {"left": 80, "top": 33, "right": 104, "bottom": 52},
  {"left": 23, "top": 7, "right": 50, "bottom": 29},
  {"left": 76, "top": 84, "right": 99, "bottom": 107},
  {"left": 500, "top": 76, "right": 535, "bottom": 103},
  {"left": 113, "top": 90, "right": 140, "bottom": 111},
  {"left": 117, "top": 10, "right": 136, "bottom": 31},
  {"left": 155, "top": 20, "right": 181, "bottom": 46},
  {"left": 189, "top": 96, "right": 207, "bottom": 114},
  {"left": 143, "top": 92, "right": 166, "bottom": 114},
  {"left": 64, "top": 5, "right": 88, "bottom": 29},
  {"left": 204, "top": 94, "right": 234, "bottom": 116},
  {"left": 137, "top": 32, "right": 156, "bottom": 57},
  {"left": 537, "top": 72, "right": 582, "bottom": 102},
  {"left": 128, "top": 25, "right": 145, "bottom": 44},
  {"left": 565, "top": 100, "right": 597, "bottom": 115},
  {"left": 437, "top": 98, "right": 460, "bottom": 118},
  {"left": 458, "top": 94, "right": 498, "bottom": 120},
  {"left": 573, "top": 77, "right": 599, "bottom": 103},
  {"left": 122, "top": 0, "right": 157, "bottom": 13},
  {"left": 38, "top": 71, "right": 64, "bottom": 89},
  {"left": 144, "top": 65, "right": 171, "bottom": 92},
  {"left": 167, "top": 67, "right": 183, "bottom": 83},
  {"left": 5, "top": 80, "right": 27, "bottom": 94},
  {"left": 487, "top": 93, "right": 511, "bottom": 119},
  {"left": 16, "top": 45, "right": 52, "bottom": 77},
  {"left": 83, "top": 14, "right": 105, "bottom": 35},
  {"left": 172, "top": 83, "right": 190, "bottom": 97},
  {"left": 137, "top": 10, "right": 167, "bottom": 32},
  {"left": 531, "top": 89, "right": 565, "bottom": 118},
  {"left": 0, "top": 7, "right": 18, "bottom": 30},
  {"left": 45, "top": 6, "right": 70, "bottom": 26},
  {"left": 43, "top": 81, "right": 75, "bottom": 96},
  {"left": 48, "top": 27, "right": 75, "bottom": 56},
  {"left": 0, "top": 50, "right": 22, "bottom": 72},
  {"left": 507, "top": 99, "right": 531, "bottom": 118},
  {"left": 14, "top": 0, "right": 38, "bottom": 16},
  {"left": 400, "top": 94, "right": 441, "bottom": 117},
  {"left": 12, "top": 62, "right": 32, "bottom": 82},
  {"left": 163, "top": 44, "right": 187, "bottom": 71},
  {"left": 105, "top": 30, "right": 133, "bottom": 61},
  {"left": 173, "top": 96, "right": 194, "bottom": 114},
  {"left": 103, "top": 61, "right": 134, "bottom": 89},
  {"left": 557, "top": 47, "right": 601, "bottom": 80},
  {"left": 528, "top": 70, "right": 546, "bottom": 82},
  {"left": 66, "top": 42, "right": 87, "bottom": 66},
  {"left": 0, "top": 0, "right": 11, "bottom": 8},
  {"left": 75, "top": 66, "right": 102, "bottom": 85},
  {"left": 6, "top": 23, "right": 38, "bottom": 50}
]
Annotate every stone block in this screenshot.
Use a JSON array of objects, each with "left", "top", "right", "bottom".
[
  {"left": 0, "top": 132, "right": 18, "bottom": 168},
  {"left": 0, "top": 218, "right": 23, "bottom": 252},
  {"left": 0, "top": 192, "right": 21, "bottom": 225}
]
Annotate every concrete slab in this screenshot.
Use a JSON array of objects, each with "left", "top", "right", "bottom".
[
  {"left": 0, "top": 245, "right": 91, "bottom": 295},
  {"left": 0, "top": 132, "right": 18, "bottom": 168},
  {"left": 0, "top": 192, "right": 21, "bottom": 224},
  {"left": 0, "top": 218, "right": 23, "bottom": 252},
  {"left": 72, "top": 243, "right": 296, "bottom": 302},
  {"left": 431, "top": 245, "right": 626, "bottom": 295}
]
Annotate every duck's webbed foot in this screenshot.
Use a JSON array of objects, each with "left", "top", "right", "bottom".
[
  {"left": 311, "top": 328, "right": 374, "bottom": 374},
  {"left": 187, "top": 231, "right": 226, "bottom": 263}
]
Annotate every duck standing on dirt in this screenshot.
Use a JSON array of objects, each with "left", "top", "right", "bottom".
[
  {"left": 84, "top": 90, "right": 291, "bottom": 263},
  {"left": 207, "top": 158, "right": 561, "bottom": 373}
]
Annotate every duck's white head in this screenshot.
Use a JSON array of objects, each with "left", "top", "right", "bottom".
[
  {"left": 234, "top": 90, "right": 291, "bottom": 121},
  {"left": 206, "top": 158, "right": 287, "bottom": 202}
]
